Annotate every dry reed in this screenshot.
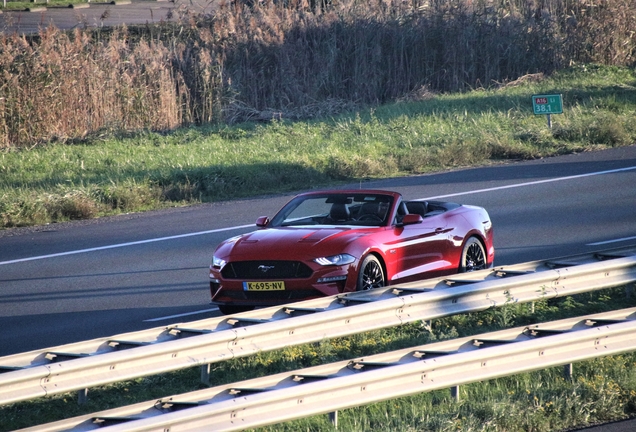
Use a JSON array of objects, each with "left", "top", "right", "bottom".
[{"left": 0, "top": 0, "right": 634, "bottom": 148}]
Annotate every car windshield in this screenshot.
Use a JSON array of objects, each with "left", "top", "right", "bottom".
[{"left": 270, "top": 193, "right": 394, "bottom": 227}]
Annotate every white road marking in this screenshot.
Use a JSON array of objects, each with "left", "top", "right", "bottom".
[
  {"left": 422, "top": 165, "right": 636, "bottom": 200},
  {"left": 587, "top": 236, "right": 636, "bottom": 246},
  {"left": 2, "top": 165, "right": 635, "bottom": 267},
  {"left": 0, "top": 224, "right": 252, "bottom": 266},
  {"left": 143, "top": 307, "right": 220, "bottom": 322}
]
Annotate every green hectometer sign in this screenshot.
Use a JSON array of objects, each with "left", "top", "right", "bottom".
[{"left": 532, "top": 94, "right": 563, "bottom": 115}]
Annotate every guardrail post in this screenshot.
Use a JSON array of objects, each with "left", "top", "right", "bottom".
[
  {"left": 201, "top": 364, "right": 211, "bottom": 386},
  {"left": 451, "top": 385, "right": 460, "bottom": 401},
  {"left": 563, "top": 363, "right": 573, "bottom": 380},
  {"left": 329, "top": 411, "right": 338, "bottom": 428},
  {"left": 77, "top": 388, "right": 88, "bottom": 405}
]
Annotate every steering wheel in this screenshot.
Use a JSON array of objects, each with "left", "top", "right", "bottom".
[{"left": 357, "top": 214, "right": 383, "bottom": 222}]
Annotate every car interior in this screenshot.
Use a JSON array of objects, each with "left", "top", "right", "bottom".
[{"left": 275, "top": 194, "right": 459, "bottom": 227}]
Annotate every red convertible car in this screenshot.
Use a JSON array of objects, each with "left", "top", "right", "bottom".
[{"left": 209, "top": 190, "right": 494, "bottom": 314}]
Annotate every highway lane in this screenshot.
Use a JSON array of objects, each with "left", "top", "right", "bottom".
[{"left": 1, "top": 145, "right": 635, "bottom": 356}]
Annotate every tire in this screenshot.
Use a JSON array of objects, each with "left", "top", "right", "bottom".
[
  {"left": 217, "top": 304, "right": 255, "bottom": 315},
  {"left": 356, "top": 255, "right": 385, "bottom": 291},
  {"left": 459, "top": 237, "right": 487, "bottom": 272}
]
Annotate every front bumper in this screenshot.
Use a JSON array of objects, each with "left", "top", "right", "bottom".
[{"left": 209, "top": 264, "right": 355, "bottom": 307}]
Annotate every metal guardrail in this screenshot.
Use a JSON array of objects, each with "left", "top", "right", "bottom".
[
  {"left": 19, "top": 307, "right": 636, "bottom": 431},
  {"left": 1, "top": 247, "right": 636, "bottom": 406}
]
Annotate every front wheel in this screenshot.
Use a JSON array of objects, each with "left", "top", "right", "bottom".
[
  {"left": 356, "top": 255, "right": 385, "bottom": 291},
  {"left": 459, "top": 237, "right": 487, "bottom": 272}
]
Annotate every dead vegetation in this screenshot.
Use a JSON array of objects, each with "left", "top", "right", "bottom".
[{"left": 0, "top": 0, "right": 634, "bottom": 148}]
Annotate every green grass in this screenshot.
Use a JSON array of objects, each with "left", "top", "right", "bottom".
[
  {"left": 2, "top": 64, "right": 635, "bottom": 230},
  {"left": 2, "top": 286, "right": 636, "bottom": 431}
]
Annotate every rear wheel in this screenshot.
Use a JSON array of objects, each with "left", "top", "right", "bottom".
[
  {"left": 459, "top": 237, "right": 487, "bottom": 272},
  {"left": 356, "top": 255, "right": 385, "bottom": 291},
  {"left": 218, "top": 304, "right": 255, "bottom": 315}
]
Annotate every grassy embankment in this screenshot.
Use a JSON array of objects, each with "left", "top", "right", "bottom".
[
  {"left": 2, "top": 286, "right": 636, "bottom": 431},
  {"left": 1, "top": 64, "right": 635, "bottom": 230},
  {"left": 2, "top": 0, "right": 635, "bottom": 229}
]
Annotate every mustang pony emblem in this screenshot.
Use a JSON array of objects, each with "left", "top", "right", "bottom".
[{"left": 258, "top": 265, "right": 275, "bottom": 273}]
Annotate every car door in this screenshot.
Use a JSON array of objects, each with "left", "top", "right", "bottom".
[{"left": 386, "top": 202, "right": 455, "bottom": 283}]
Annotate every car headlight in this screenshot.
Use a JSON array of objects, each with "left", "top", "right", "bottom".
[
  {"left": 314, "top": 253, "right": 356, "bottom": 266},
  {"left": 212, "top": 255, "right": 226, "bottom": 268}
]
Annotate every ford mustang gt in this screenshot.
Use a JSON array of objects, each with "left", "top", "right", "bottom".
[{"left": 209, "top": 189, "right": 494, "bottom": 314}]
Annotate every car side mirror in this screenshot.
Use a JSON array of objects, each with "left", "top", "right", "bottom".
[
  {"left": 256, "top": 216, "right": 270, "bottom": 227},
  {"left": 399, "top": 213, "right": 423, "bottom": 226}
]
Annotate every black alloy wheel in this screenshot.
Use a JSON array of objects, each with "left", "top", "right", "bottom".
[
  {"left": 460, "top": 237, "right": 487, "bottom": 272},
  {"left": 356, "top": 255, "right": 385, "bottom": 291}
]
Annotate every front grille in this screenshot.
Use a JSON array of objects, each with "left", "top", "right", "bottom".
[{"left": 221, "top": 260, "right": 313, "bottom": 279}]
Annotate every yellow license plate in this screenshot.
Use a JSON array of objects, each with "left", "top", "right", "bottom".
[{"left": 243, "top": 281, "right": 286, "bottom": 291}]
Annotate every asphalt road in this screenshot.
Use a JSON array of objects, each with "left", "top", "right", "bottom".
[
  {"left": 0, "top": 0, "right": 216, "bottom": 34},
  {"left": 1, "top": 145, "right": 635, "bottom": 357}
]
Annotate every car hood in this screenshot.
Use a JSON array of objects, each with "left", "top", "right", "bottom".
[{"left": 216, "top": 226, "right": 377, "bottom": 261}]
